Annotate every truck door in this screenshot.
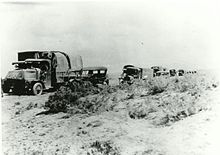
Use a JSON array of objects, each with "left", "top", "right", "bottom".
[{"left": 40, "top": 62, "right": 51, "bottom": 89}]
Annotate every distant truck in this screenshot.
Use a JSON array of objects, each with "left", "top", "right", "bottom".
[
  {"left": 169, "top": 69, "right": 176, "bottom": 77},
  {"left": 151, "top": 66, "right": 167, "bottom": 77},
  {"left": 1, "top": 51, "right": 83, "bottom": 95},
  {"left": 119, "top": 65, "right": 143, "bottom": 84},
  {"left": 177, "top": 69, "right": 185, "bottom": 76},
  {"left": 82, "top": 66, "right": 109, "bottom": 85}
]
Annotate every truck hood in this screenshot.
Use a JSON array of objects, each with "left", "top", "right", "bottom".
[
  {"left": 5, "top": 69, "right": 39, "bottom": 80},
  {"left": 5, "top": 70, "right": 24, "bottom": 80}
]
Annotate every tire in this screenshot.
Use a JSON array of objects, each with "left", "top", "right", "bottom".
[{"left": 32, "top": 83, "right": 43, "bottom": 95}]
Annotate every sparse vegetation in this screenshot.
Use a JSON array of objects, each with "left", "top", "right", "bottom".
[
  {"left": 44, "top": 81, "right": 100, "bottom": 113},
  {"left": 45, "top": 86, "right": 79, "bottom": 113},
  {"left": 86, "top": 140, "right": 120, "bottom": 155},
  {"left": 2, "top": 72, "right": 220, "bottom": 155},
  {"left": 127, "top": 75, "right": 219, "bottom": 125},
  {"left": 45, "top": 74, "right": 219, "bottom": 126}
]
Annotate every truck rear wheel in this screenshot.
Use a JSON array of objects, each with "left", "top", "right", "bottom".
[{"left": 32, "top": 83, "right": 43, "bottom": 95}]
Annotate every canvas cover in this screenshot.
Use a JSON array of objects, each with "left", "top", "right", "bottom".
[{"left": 70, "top": 55, "right": 83, "bottom": 71}]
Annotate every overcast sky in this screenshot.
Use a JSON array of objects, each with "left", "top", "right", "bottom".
[{"left": 1, "top": 0, "right": 220, "bottom": 76}]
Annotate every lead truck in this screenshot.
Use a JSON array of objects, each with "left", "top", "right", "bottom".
[{"left": 1, "top": 51, "right": 83, "bottom": 95}]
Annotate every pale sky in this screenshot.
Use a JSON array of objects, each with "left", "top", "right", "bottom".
[{"left": 1, "top": 0, "right": 220, "bottom": 77}]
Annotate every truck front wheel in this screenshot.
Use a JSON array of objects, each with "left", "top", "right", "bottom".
[{"left": 32, "top": 83, "right": 43, "bottom": 95}]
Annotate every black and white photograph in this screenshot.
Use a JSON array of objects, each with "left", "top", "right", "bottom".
[{"left": 1, "top": 0, "right": 220, "bottom": 154}]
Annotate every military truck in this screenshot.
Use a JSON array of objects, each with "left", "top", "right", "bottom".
[
  {"left": 119, "top": 65, "right": 143, "bottom": 84},
  {"left": 169, "top": 69, "right": 176, "bottom": 76},
  {"left": 151, "top": 66, "right": 168, "bottom": 77},
  {"left": 82, "top": 66, "right": 109, "bottom": 85},
  {"left": 1, "top": 51, "right": 83, "bottom": 95},
  {"left": 177, "top": 69, "right": 185, "bottom": 76}
]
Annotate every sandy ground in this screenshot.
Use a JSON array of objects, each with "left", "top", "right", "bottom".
[{"left": 1, "top": 87, "right": 220, "bottom": 155}]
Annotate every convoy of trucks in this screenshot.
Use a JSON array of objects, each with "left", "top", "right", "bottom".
[{"left": 1, "top": 51, "right": 196, "bottom": 95}]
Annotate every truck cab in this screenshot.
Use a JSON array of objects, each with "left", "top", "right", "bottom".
[{"left": 119, "top": 65, "right": 143, "bottom": 84}]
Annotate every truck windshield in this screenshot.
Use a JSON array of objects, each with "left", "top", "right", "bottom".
[
  {"left": 24, "top": 70, "right": 36, "bottom": 80},
  {"left": 6, "top": 70, "right": 23, "bottom": 79}
]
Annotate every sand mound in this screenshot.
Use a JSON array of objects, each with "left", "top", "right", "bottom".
[{"left": 45, "top": 73, "right": 219, "bottom": 126}]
